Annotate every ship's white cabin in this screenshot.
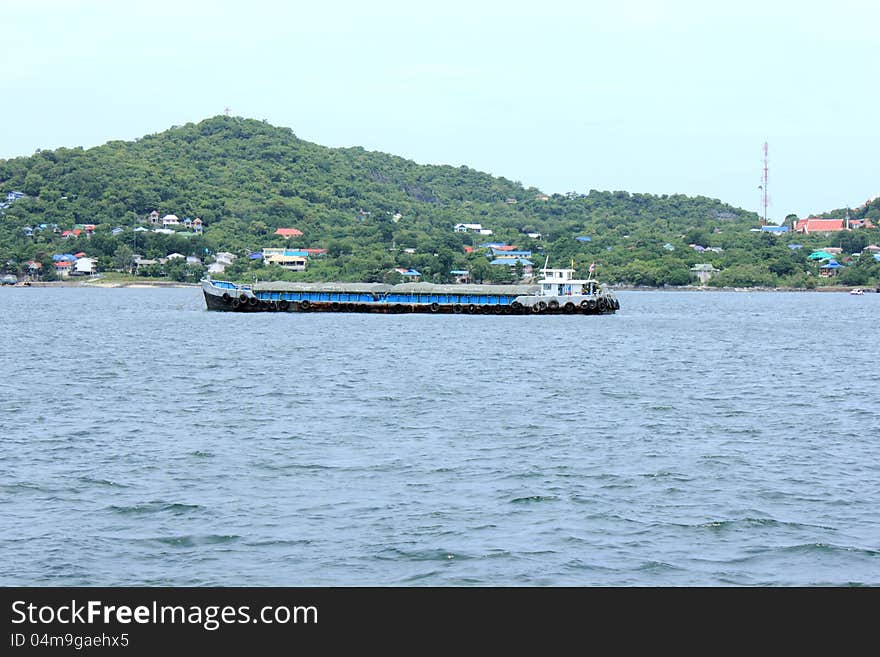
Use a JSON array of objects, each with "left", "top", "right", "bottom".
[{"left": 537, "top": 268, "right": 598, "bottom": 297}]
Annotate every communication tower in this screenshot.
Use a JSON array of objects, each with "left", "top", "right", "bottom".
[{"left": 758, "top": 141, "right": 769, "bottom": 225}]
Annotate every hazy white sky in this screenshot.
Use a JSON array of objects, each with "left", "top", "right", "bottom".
[{"left": 2, "top": 0, "right": 877, "bottom": 218}]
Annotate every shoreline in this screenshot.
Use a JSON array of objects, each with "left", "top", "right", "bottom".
[
  {"left": 612, "top": 284, "right": 877, "bottom": 293},
  {"left": 4, "top": 280, "right": 876, "bottom": 293},
  {"left": 12, "top": 279, "right": 198, "bottom": 289}
]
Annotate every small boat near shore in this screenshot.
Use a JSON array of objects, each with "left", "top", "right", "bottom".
[
  {"left": 201, "top": 266, "right": 619, "bottom": 315},
  {"left": 850, "top": 288, "right": 864, "bottom": 295}
]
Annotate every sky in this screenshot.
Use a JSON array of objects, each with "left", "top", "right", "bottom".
[{"left": 2, "top": 0, "right": 878, "bottom": 220}]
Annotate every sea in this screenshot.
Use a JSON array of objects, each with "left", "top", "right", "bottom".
[{"left": 1, "top": 286, "right": 878, "bottom": 586}]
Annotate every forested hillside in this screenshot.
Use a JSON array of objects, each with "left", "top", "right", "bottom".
[{"left": 1, "top": 115, "right": 877, "bottom": 287}]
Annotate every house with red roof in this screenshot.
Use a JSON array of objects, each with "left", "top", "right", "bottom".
[
  {"left": 794, "top": 217, "right": 875, "bottom": 234},
  {"left": 793, "top": 218, "right": 843, "bottom": 234},
  {"left": 275, "top": 228, "right": 303, "bottom": 238},
  {"left": 54, "top": 261, "right": 73, "bottom": 277}
]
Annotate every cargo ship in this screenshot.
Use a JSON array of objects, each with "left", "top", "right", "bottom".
[{"left": 201, "top": 266, "right": 619, "bottom": 315}]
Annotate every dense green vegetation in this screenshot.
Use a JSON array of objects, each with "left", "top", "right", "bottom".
[{"left": 1, "top": 115, "right": 878, "bottom": 287}]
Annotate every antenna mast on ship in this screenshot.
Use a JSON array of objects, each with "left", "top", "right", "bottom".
[{"left": 759, "top": 141, "right": 769, "bottom": 225}]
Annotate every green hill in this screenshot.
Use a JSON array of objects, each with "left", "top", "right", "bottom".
[{"left": 1, "top": 115, "right": 877, "bottom": 287}]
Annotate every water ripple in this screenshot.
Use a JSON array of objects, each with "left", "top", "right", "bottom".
[{"left": 1, "top": 288, "right": 879, "bottom": 585}]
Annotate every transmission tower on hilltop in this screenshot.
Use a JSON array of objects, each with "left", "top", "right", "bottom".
[{"left": 758, "top": 141, "right": 769, "bottom": 225}]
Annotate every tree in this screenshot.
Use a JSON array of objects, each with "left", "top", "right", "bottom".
[
  {"left": 485, "top": 263, "right": 515, "bottom": 283},
  {"left": 469, "top": 258, "right": 490, "bottom": 283},
  {"left": 113, "top": 245, "right": 135, "bottom": 273},
  {"left": 39, "top": 256, "right": 58, "bottom": 281},
  {"left": 249, "top": 220, "right": 269, "bottom": 236},
  {"left": 382, "top": 270, "right": 403, "bottom": 284},
  {"left": 835, "top": 230, "right": 867, "bottom": 255},
  {"left": 838, "top": 253, "right": 879, "bottom": 286},
  {"left": 709, "top": 264, "right": 778, "bottom": 288}
]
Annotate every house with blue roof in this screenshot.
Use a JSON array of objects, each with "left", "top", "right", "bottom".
[
  {"left": 575, "top": 236, "right": 592, "bottom": 243},
  {"left": 489, "top": 258, "right": 533, "bottom": 275},
  {"left": 392, "top": 267, "right": 421, "bottom": 281},
  {"left": 819, "top": 260, "right": 844, "bottom": 277},
  {"left": 489, "top": 248, "right": 532, "bottom": 258},
  {"left": 761, "top": 224, "right": 789, "bottom": 234}
]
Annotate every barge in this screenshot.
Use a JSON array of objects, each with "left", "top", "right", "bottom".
[{"left": 201, "top": 266, "right": 619, "bottom": 315}]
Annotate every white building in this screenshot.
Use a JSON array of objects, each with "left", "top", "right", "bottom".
[{"left": 73, "top": 257, "right": 96, "bottom": 275}]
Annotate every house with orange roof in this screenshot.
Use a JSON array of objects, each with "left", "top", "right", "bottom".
[
  {"left": 275, "top": 228, "right": 303, "bottom": 238},
  {"left": 54, "top": 261, "right": 73, "bottom": 277},
  {"left": 794, "top": 217, "right": 875, "bottom": 234}
]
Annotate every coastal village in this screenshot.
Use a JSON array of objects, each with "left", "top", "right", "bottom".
[{"left": 1, "top": 188, "right": 879, "bottom": 289}]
